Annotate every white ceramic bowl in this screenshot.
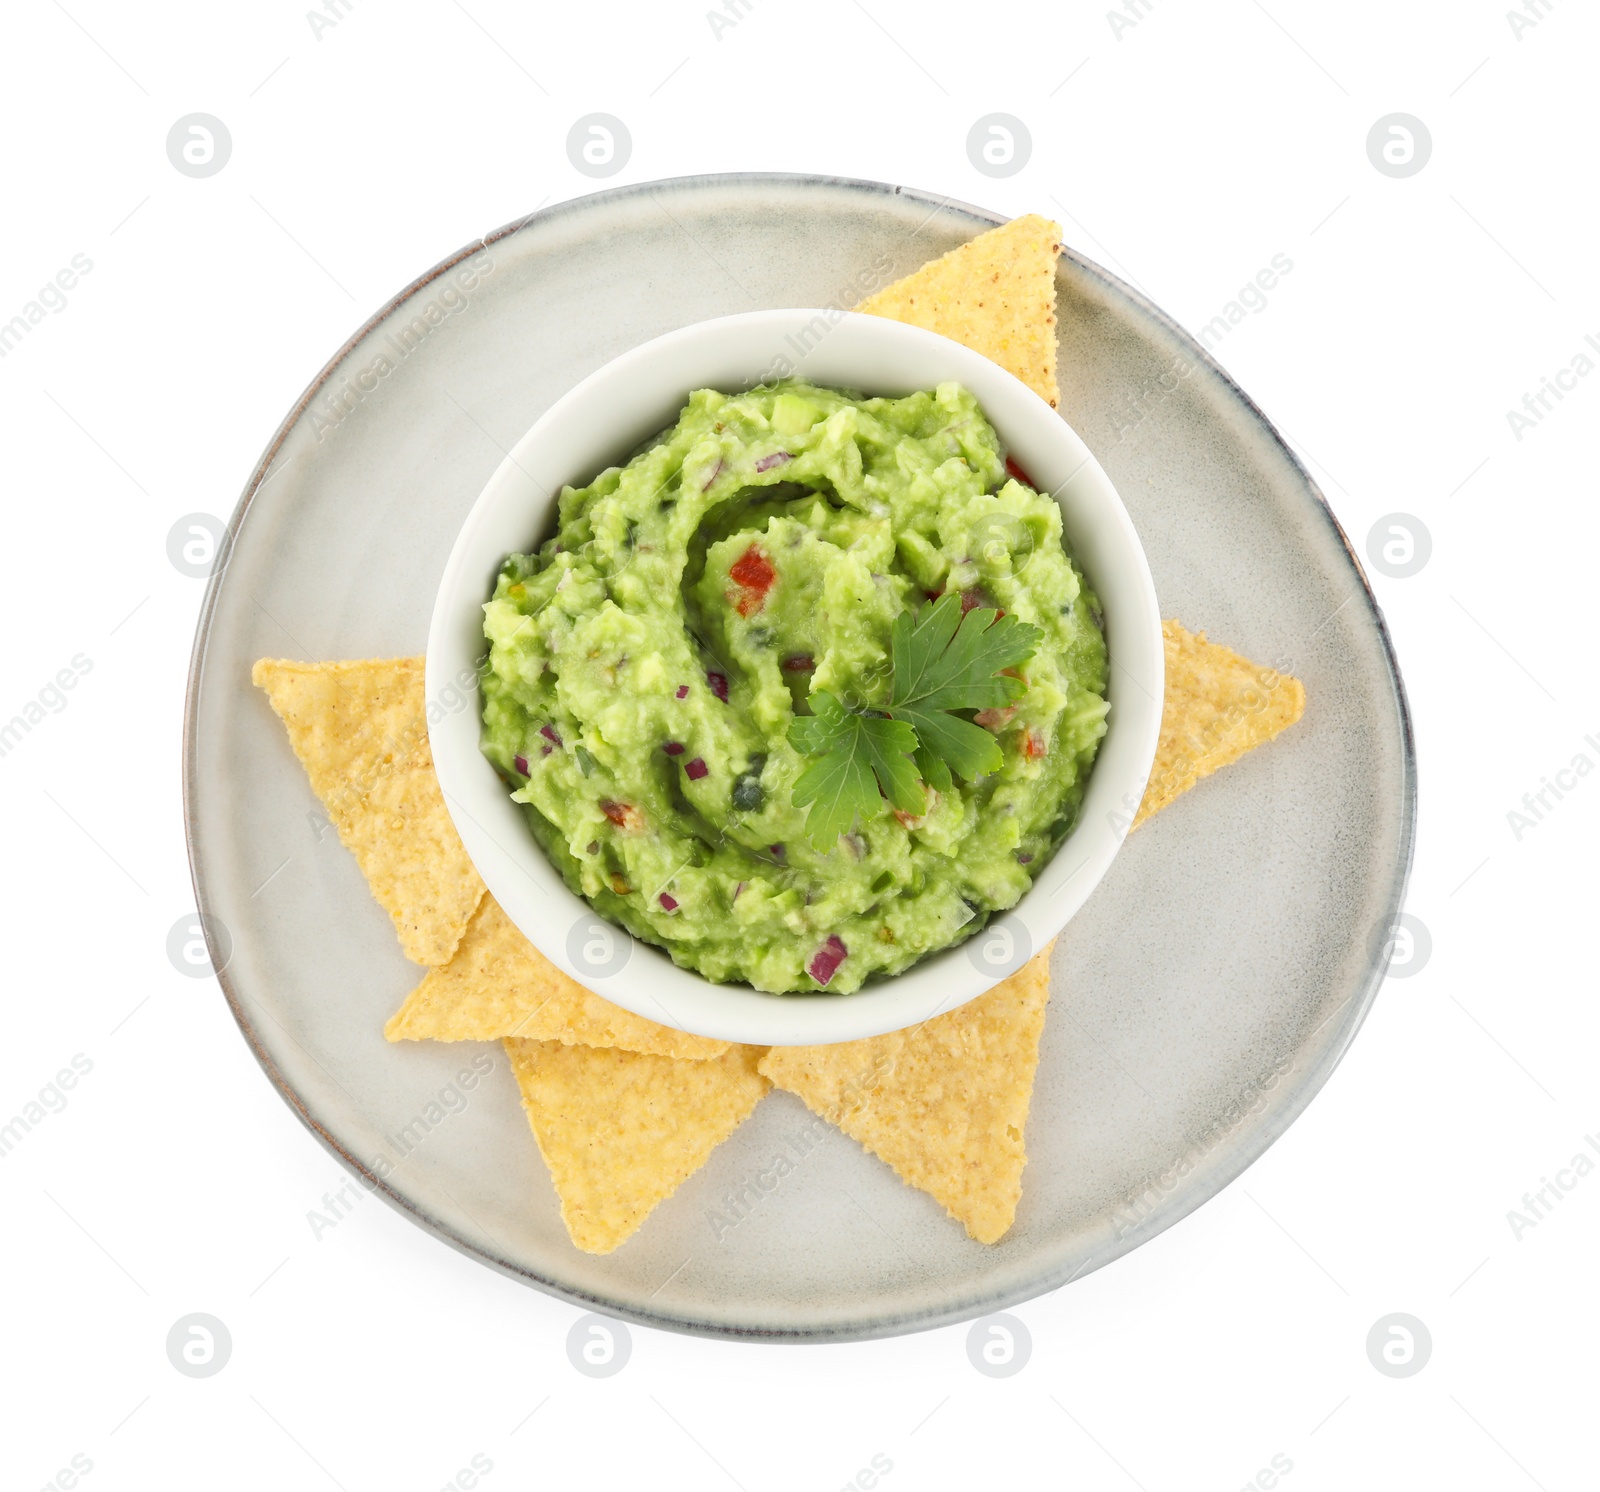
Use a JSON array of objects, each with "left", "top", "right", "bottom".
[{"left": 428, "top": 309, "right": 1162, "bottom": 1045}]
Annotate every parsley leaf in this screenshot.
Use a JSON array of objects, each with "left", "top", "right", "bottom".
[
  {"left": 789, "top": 691, "right": 922, "bottom": 848},
  {"left": 784, "top": 593, "right": 1042, "bottom": 850},
  {"left": 890, "top": 593, "right": 1040, "bottom": 786}
]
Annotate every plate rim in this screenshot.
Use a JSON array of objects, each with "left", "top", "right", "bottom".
[{"left": 182, "top": 170, "right": 1417, "bottom": 1343}]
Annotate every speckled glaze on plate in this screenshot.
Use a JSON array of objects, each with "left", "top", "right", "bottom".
[{"left": 184, "top": 174, "right": 1414, "bottom": 1342}]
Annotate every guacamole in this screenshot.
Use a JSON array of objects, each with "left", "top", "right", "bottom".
[{"left": 480, "top": 380, "right": 1109, "bottom": 994}]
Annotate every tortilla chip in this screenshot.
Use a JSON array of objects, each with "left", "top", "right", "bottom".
[
  {"left": 387, "top": 895, "right": 728, "bottom": 1060},
  {"left": 1135, "top": 621, "right": 1306, "bottom": 827},
  {"left": 506, "top": 1038, "right": 769, "bottom": 1254},
  {"left": 759, "top": 945, "right": 1053, "bottom": 1245},
  {"left": 856, "top": 214, "right": 1062, "bottom": 408},
  {"left": 252, "top": 657, "right": 484, "bottom": 965}
]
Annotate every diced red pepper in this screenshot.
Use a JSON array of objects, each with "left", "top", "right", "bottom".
[
  {"left": 600, "top": 800, "right": 641, "bottom": 831},
  {"left": 728, "top": 545, "right": 776, "bottom": 617},
  {"left": 1004, "top": 455, "right": 1038, "bottom": 489},
  {"left": 730, "top": 546, "right": 775, "bottom": 591}
]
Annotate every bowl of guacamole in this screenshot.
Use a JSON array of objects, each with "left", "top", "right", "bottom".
[{"left": 428, "top": 311, "right": 1162, "bottom": 1045}]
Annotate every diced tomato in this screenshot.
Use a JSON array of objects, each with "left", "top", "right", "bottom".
[
  {"left": 1023, "top": 729, "right": 1048, "bottom": 760},
  {"left": 974, "top": 706, "right": 1017, "bottom": 730},
  {"left": 959, "top": 588, "right": 987, "bottom": 615},
  {"left": 728, "top": 546, "right": 776, "bottom": 617}
]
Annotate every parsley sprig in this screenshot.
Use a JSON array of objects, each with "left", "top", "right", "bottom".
[{"left": 786, "top": 593, "right": 1041, "bottom": 849}]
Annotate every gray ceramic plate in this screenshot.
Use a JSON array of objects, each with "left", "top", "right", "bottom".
[{"left": 184, "top": 173, "right": 1413, "bottom": 1342}]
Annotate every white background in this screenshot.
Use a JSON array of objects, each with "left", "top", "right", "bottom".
[{"left": 4, "top": 1, "right": 1597, "bottom": 1488}]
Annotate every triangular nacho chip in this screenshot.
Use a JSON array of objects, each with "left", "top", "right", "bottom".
[
  {"left": 252, "top": 657, "right": 484, "bottom": 965},
  {"left": 760, "top": 946, "right": 1053, "bottom": 1245},
  {"left": 856, "top": 214, "right": 1063, "bottom": 407},
  {"left": 388, "top": 896, "right": 728, "bottom": 1060},
  {"left": 757, "top": 623, "right": 1307, "bottom": 1245},
  {"left": 1135, "top": 621, "right": 1306, "bottom": 827},
  {"left": 505, "top": 1038, "right": 769, "bottom": 1254}
]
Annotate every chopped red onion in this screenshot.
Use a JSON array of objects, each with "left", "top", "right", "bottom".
[
  {"left": 658, "top": 892, "right": 679, "bottom": 912},
  {"left": 663, "top": 741, "right": 685, "bottom": 756},
  {"left": 685, "top": 757, "right": 708, "bottom": 781},
  {"left": 513, "top": 755, "right": 529, "bottom": 775},
  {"left": 781, "top": 654, "right": 815, "bottom": 672},
  {"left": 702, "top": 458, "right": 725, "bottom": 490},
  {"left": 675, "top": 685, "right": 690, "bottom": 699},
  {"left": 539, "top": 724, "right": 562, "bottom": 746},
  {"left": 707, "top": 670, "right": 729, "bottom": 702},
  {"left": 808, "top": 934, "right": 848, "bottom": 986},
  {"left": 755, "top": 451, "right": 793, "bottom": 472},
  {"left": 731, "top": 880, "right": 747, "bottom": 902}
]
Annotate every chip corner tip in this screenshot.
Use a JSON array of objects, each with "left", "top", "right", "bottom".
[{"left": 965, "top": 1217, "right": 1014, "bottom": 1246}]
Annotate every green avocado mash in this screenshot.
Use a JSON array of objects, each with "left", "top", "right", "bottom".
[{"left": 480, "top": 380, "right": 1109, "bottom": 994}]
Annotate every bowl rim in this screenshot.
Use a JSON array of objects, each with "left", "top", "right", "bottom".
[{"left": 425, "top": 306, "right": 1164, "bottom": 1045}]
